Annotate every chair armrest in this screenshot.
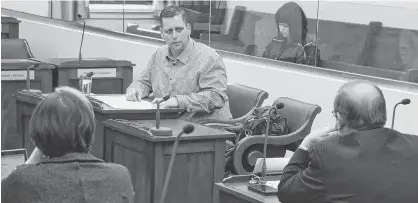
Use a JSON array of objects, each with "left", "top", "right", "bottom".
[
  {"left": 200, "top": 116, "right": 246, "bottom": 125},
  {"left": 204, "top": 123, "right": 236, "bottom": 129},
  {"left": 232, "top": 134, "right": 305, "bottom": 175},
  {"left": 222, "top": 175, "right": 253, "bottom": 183}
]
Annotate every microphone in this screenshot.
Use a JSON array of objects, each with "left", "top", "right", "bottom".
[
  {"left": 79, "top": 71, "right": 94, "bottom": 79},
  {"left": 22, "top": 64, "right": 42, "bottom": 95},
  {"left": 150, "top": 95, "right": 172, "bottom": 136},
  {"left": 77, "top": 14, "right": 86, "bottom": 61},
  {"left": 86, "top": 71, "right": 94, "bottom": 78},
  {"left": 391, "top": 99, "right": 411, "bottom": 129},
  {"left": 261, "top": 102, "right": 284, "bottom": 177},
  {"left": 160, "top": 124, "right": 194, "bottom": 203}
]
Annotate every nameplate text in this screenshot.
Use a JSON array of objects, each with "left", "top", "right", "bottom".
[
  {"left": 77, "top": 68, "right": 117, "bottom": 78},
  {"left": 1, "top": 70, "right": 35, "bottom": 81}
]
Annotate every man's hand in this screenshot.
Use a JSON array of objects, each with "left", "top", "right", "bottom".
[
  {"left": 300, "top": 126, "right": 339, "bottom": 150},
  {"left": 152, "top": 97, "right": 179, "bottom": 109},
  {"left": 125, "top": 88, "right": 142, "bottom": 101}
]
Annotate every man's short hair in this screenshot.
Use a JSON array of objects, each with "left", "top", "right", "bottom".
[
  {"left": 29, "top": 86, "right": 95, "bottom": 157},
  {"left": 160, "top": 5, "right": 188, "bottom": 26},
  {"left": 334, "top": 80, "right": 387, "bottom": 130}
]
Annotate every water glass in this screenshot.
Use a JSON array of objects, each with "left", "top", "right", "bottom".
[{"left": 80, "top": 77, "right": 92, "bottom": 95}]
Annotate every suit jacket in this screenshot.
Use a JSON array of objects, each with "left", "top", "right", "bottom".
[
  {"left": 278, "top": 128, "right": 418, "bottom": 203},
  {"left": 2, "top": 152, "right": 134, "bottom": 203}
]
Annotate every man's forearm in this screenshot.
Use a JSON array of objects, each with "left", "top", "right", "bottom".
[{"left": 176, "top": 89, "right": 226, "bottom": 112}]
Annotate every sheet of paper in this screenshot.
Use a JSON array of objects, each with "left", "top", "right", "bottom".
[
  {"left": 265, "top": 181, "right": 280, "bottom": 189},
  {"left": 253, "top": 157, "right": 290, "bottom": 174},
  {"left": 91, "top": 95, "right": 156, "bottom": 110}
]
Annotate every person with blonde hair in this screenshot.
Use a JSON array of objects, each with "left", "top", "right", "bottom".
[{"left": 2, "top": 86, "right": 134, "bottom": 203}]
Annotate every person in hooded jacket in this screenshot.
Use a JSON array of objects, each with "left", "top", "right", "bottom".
[{"left": 263, "top": 2, "right": 321, "bottom": 67}]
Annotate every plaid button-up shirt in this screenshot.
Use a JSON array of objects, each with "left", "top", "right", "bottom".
[{"left": 128, "top": 39, "right": 232, "bottom": 124}]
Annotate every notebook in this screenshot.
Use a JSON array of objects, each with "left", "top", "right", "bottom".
[
  {"left": 1, "top": 149, "right": 28, "bottom": 179},
  {"left": 89, "top": 95, "right": 156, "bottom": 110}
]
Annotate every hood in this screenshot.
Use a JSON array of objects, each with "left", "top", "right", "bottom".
[{"left": 275, "top": 2, "right": 303, "bottom": 44}]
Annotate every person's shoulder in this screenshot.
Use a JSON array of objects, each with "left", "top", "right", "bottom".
[
  {"left": 393, "top": 130, "right": 418, "bottom": 148},
  {"left": 2, "top": 164, "right": 39, "bottom": 184},
  {"left": 194, "top": 41, "right": 222, "bottom": 60},
  {"left": 100, "top": 162, "right": 130, "bottom": 173},
  {"left": 150, "top": 44, "right": 169, "bottom": 59}
]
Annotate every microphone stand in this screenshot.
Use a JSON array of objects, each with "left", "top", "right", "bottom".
[
  {"left": 391, "top": 99, "right": 411, "bottom": 129},
  {"left": 391, "top": 102, "right": 401, "bottom": 129},
  {"left": 150, "top": 95, "right": 173, "bottom": 136},
  {"left": 261, "top": 110, "right": 272, "bottom": 178},
  {"left": 160, "top": 124, "right": 194, "bottom": 203},
  {"left": 77, "top": 14, "right": 86, "bottom": 61},
  {"left": 22, "top": 64, "right": 42, "bottom": 95},
  {"left": 248, "top": 103, "right": 284, "bottom": 194}
]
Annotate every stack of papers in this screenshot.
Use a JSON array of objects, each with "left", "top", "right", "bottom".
[
  {"left": 265, "top": 181, "right": 280, "bottom": 189},
  {"left": 253, "top": 158, "right": 290, "bottom": 174},
  {"left": 90, "top": 95, "right": 156, "bottom": 110}
]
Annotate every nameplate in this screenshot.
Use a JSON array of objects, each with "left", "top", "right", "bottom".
[
  {"left": 77, "top": 68, "right": 116, "bottom": 78},
  {"left": 1, "top": 70, "right": 34, "bottom": 80}
]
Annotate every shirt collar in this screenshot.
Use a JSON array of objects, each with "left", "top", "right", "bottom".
[
  {"left": 38, "top": 152, "right": 104, "bottom": 165},
  {"left": 166, "top": 38, "right": 195, "bottom": 64}
]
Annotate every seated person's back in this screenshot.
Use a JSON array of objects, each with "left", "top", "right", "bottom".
[
  {"left": 278, "top": 80, "right": 418, "bottom": 203},
  {"left": 316, "top": 129, "right": 418, "bottom": 202},
  {"left": 1, "top": 87, "right": 134, "bottom": 203}
]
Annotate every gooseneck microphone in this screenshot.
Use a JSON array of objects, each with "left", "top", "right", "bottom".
[
  {"left": 261, "top": 102, "right": 284, "bottom": 177},
  {"left": 160, "top": 124, "right": 195, "bottom": 203},
  {"left": 22, "top": 64, "right": 43, "bottom": 96},
  {"left": 150, "top": 95, "right": 172, "bottom": 136},
  {"left": 79, "top": 71, "right": 94, "bottom": 79},
  {"left": 391, "top": 99, "right": 411, "bottom": 129},
  {"left": 26, "top": 64, "right": 40, "bottom": 91},
  {"left": 77, "top": 14, "right": 86, "bottom": 61}
]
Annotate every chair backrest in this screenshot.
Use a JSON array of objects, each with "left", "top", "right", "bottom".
[
  {"left": 227, "top": 83, "right": 268, "bottom": 119},
  {"left": 273, "top": 97, "right": 322, "bottom": 135},
  {"left": 1, "top": 39, "right": 34, "bottom": 59},
  {"left": 407, "top": 69, "right": 418, "bottom": 83}
]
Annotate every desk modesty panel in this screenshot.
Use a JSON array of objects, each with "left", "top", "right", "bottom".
[
  {"left": 103, "top": 119, "right": 236, "bottom": 203},
  {"left": 1, "top": 59, "right": 54, "bottom": 150}
]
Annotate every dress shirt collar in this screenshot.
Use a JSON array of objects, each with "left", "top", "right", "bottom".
[
  {"left": 38, "top": 152, "right": 104, "bottom": 165},
  {"left": 166, "top": 38, "right": 195, "bottom": 64}
]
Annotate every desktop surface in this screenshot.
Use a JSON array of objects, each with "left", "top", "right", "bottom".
[
  {"left": 216, "top": 175, "right": 281, "bottom": 203},
  {"left": 1, "top": 149, "right": 27, "bottom": 179}
]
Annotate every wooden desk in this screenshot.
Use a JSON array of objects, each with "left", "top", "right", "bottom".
[
  {"left": 103, "top": 119, "right": 236, "bottom": 203},
  {"left": 14, "top": 91, "right": 183, "bottom": 159},
  {"left": 216, "top": 175, "right": 280, "bottom": 203},
  {"left": 31, "top": 58, "right": 134, "bottom": 94},
  {"left": 1, "top": 59, "right": 54, "bottom": 149}
]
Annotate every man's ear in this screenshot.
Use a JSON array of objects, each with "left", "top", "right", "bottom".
[{"left": 186, "top": 23, "right": 191, "bottom": 31}]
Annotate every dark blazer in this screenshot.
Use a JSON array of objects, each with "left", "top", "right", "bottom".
[
  {"left": 278, "top": 128, "right": 418, "bottom": 203},
  {"left": 2, "top": 152, "right": 134, "bottom": 203}
]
